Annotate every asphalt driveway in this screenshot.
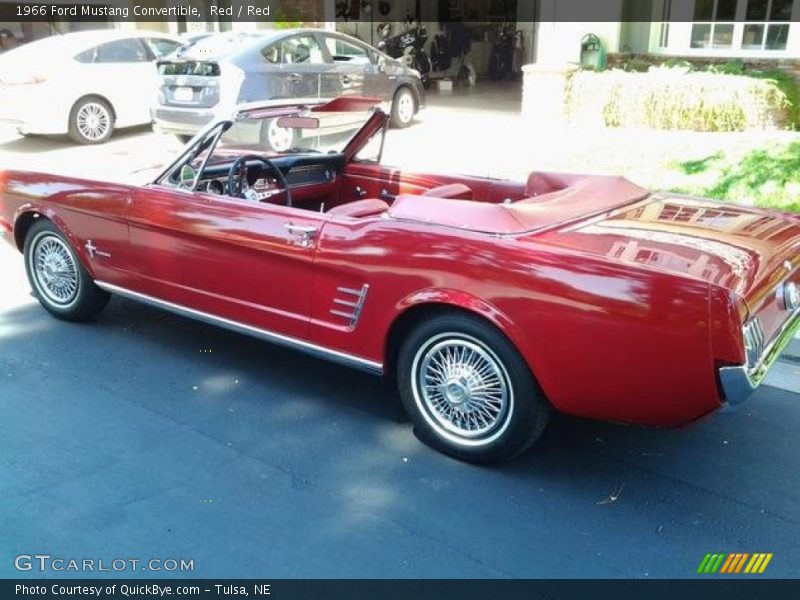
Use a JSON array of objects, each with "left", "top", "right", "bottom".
[{"left": 0, "top": 240, "right": 798, "bottom": 579}]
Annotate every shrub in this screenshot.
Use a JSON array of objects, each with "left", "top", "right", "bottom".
[
  {"left": 621, "top": 58, "right": 650, "bottom": 72},
  {"left": 747, "top": 69, "right": 800, "bottom": 127},
  {"left": 566, "top": 67, "right": 792, "bottom": 131},
  {"left": 705, "top": 59, "right": 745, "bottom": 75}
]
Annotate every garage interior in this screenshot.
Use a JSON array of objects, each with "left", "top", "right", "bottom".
[{"left": 334, "top": 0, "right": 536, "bottom": 91}]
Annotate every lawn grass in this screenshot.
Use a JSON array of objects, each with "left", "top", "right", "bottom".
[
  {"left": 511, "top": 127, "right": 800, "bottom": 214},
  {"left": 668, "top": 140, "right": 800, "bottom": 213}
]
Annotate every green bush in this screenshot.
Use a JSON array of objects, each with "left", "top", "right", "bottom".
[
  {"left": 567, "top": 67, "right": 792, "bottom": 131},
  {"left": 621, "top": 58, "right": 650, "bottom": 73},
  {"left": 748, "top": 69, "right": 800, "bottom": 127},
  {"left": 705, "top": 59, "right": 745, "bottom": 75}
]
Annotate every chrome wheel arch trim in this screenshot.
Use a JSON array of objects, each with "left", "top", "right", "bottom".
[{"left": 94, "top": 281, "right": 384, "bottom": 375}]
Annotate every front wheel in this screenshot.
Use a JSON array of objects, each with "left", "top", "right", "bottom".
[
  {"left": 390, "top": 87, "right": 416, "bottom": 128},
  {"left": 397, "top": 313, "right": 550, "bottom": 464},
  {"left": 24, "top": 220, "right": 110, "bottom": 321}
]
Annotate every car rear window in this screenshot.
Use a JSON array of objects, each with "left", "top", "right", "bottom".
[
  {"left": 76, "top": 39, "right": 149, "bottom": 63},
  {"left": 146, "top": 38, "right": 181, "bottom": 58},
  {"left": 158, "top": 61, "right": 221, "bottom": 76}
]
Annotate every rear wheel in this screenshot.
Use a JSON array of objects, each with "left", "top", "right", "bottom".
[
  {"left": 397, "top": 313, "right": 550, "bottom": 464},
  {"left": 24, "top": 220, "right": 110, "bottom": 321},
  {"left": 390, "top": 87, "right": 416, "bottom": 128},
  {"left": 68, "top": 97, "right": 114, "bottom": 145},
  {"left": 261, "top": 118, "right": 297, "bottom": 152}
]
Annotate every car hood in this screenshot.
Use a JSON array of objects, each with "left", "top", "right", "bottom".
[{"left": 538, "top": 192, "right": 800, "bottom": 307}]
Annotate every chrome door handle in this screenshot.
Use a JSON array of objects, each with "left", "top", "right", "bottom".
[
  {"left": 341, "top": 75, "right": 352, "bottom": 85},
  {"left": 380, "top": 189, "right": 396, "bottom": 201},
  {"left": 284, "top": 222, "right": 317, "bottom": 247},
  {"left": 354, "top": 186, "right": 367, "bottom": 198},
  {"left": 287, "top": 72, "right": 302, "bottom": 83}
]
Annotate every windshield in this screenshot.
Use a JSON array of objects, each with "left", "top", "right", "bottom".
[
  {"left": 219, "top": 109, "right": 372, "bottom": 155},
  {"left": 158, "top": 103, "right": 380, "bottom": 188}
]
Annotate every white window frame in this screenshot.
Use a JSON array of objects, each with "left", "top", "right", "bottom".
[{"left": 648, "top": 0, "right": 800, "bottom": 58}]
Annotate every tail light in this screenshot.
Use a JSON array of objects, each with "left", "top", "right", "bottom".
[
  {"left": 0, "top": 71, "right": 47, "bottom": 85},
  {"left": 743, "top": 317, "right": 765, "bottom": 370}
]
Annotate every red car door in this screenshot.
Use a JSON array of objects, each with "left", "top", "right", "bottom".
[{"left": 126, "top": 185, "right": 326, "bottom": 340}]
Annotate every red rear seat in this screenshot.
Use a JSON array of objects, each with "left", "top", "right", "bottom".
[
  {"left": 389, "top": 194, "right": 524, "bottom": 234},
  {"left": 327, "top": 199, "right": 390, "bottom": 218},
  {"left": 422, "top": 183, "right": 473, "bottom": 200}
]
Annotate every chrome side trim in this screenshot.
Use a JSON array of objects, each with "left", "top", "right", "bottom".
[
  {"left": 95, "top": 281, "right": 384, "bottom": 375},
  {"left": 330, "top": 284, "right": 369, "bottom": 331},
  {"left": 719, "top": 307, "right": 800, "bottom": 407}
]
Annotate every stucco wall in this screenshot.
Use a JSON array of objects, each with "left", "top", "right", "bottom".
[{"left": 533, "top": 21, "right": 622, "bottom": 65}]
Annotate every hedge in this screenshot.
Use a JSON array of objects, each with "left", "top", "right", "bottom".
[{"left": 566, "top": 67, "right": 793, "bottom": 132}]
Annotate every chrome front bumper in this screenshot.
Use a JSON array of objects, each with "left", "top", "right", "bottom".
[{"left": 719, "top": 308, "right": 800, "bottom": 406}]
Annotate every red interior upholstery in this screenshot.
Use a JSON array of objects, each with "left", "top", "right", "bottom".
[
  {"left": 327, "top": 198, "right": 390, "bottom": 219},
  {"left": 422, "top": 183, "right": 474, "bottom": 200},
  {"left": 388, "top": 174, "right": 649, "bottom": 233},
  {"left": 389, "top": 194, "right": 525, "bottom": 234},
  {"left": 525, "top": 172, "right": 571, "bottom": 197}
]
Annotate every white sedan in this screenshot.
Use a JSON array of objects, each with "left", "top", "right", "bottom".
[{"left": 0, "top": 29, "right": 181, "bottom": 144}]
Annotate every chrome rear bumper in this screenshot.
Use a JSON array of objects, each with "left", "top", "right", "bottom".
[{"left": 719, "top": 308, "right": 799, "bottom": 406}]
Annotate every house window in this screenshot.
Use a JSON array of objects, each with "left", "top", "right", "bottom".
[
  {"left": 741, "top": 0, "right": 793, "bottom": 49},
  {"left": 686, "top": 0, "right": 794, "bottom": 52},
  {"left": 691, "top": 0, "right": 738, "bottom": 48}
]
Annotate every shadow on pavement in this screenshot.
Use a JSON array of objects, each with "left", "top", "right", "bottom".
[
  {"left": 0, "top": 125, "right": 156, "bottom": 154},
  {"left": 0, "top": 297, "right": 798, "bottom": 578}
]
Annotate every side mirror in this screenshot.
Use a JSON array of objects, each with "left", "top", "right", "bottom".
[
  {"left": 179, "top": 164, "right": 196, "bottom": 189},
  {"left": 377, "top": 55, "right": 387, "bottom": 71}
]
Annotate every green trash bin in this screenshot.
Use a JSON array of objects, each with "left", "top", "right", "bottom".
[{"left": 580, "top": 33, "right": 607, "bottom": 70}]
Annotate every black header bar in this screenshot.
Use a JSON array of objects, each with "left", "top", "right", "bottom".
[
  {"left": 1, "top": 0, "right": 800, "bottom": 24},
  {"left": 3, "top": 579, "right": 800, "bottom": 600}
]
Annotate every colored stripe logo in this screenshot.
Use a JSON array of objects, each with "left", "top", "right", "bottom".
[{"left": 697, "top": 553, "right": 772, "bottom": 574}]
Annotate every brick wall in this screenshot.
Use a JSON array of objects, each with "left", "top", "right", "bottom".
[{"left": 607, "top": 53, "right": 800, "bottom": 83}]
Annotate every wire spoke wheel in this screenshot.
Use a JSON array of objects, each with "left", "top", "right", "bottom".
[
  {"left": 31, "top": 234, "right": 79, "bottom": 306},
  {"left": 412, "top": 333, "right": 512, "bottom": 443}
]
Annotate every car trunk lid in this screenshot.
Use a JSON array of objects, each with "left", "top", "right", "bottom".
[{"left": 538, "top": 192, "right": 800, "bottom": 340}]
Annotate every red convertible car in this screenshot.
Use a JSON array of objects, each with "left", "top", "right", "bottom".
[{"left": 1, "top": 97, "right": 798, "bottom": 463}]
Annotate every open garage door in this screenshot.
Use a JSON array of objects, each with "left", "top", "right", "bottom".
[{"left": 334, "top": 0, "right": 536, "bottom": 87}]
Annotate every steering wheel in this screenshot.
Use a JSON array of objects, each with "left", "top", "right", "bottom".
[{"left": 227, "top": 154, "right": 293, "bottom": 207}]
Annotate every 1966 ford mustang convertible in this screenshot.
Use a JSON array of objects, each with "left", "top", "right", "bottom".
[{"left": 1, "top": 97, "right": 798, "bottom": 463}]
